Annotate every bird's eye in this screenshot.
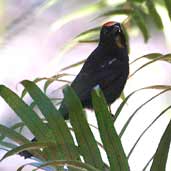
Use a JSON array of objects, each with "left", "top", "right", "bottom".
[
  {"left": 113, "top": 24, "right": 121, "bottom": 32},
  {"left": 103, "top": 27, "right": 112, "bottom": 35},
  {"left": 102, "top": 28, "right": 108, "bottom": 35}
]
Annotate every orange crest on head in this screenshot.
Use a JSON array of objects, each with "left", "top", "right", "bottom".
[{"left": 103, "top": 21, "right": 116, "bottom": 27}]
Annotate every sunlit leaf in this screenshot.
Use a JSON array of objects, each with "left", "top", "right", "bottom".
[{"left": 164, "top": 0, "right": 171, "bottom": 21}]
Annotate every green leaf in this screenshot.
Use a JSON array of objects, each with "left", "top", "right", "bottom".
[
  {"left": 21, "top": 77, "right": 47, "bottom": 98},
  {"left": 128, "top": 105, "right": 171, "bottom": 159},
  {"left": 0, "top": 122, "right": 24, "bottom": 143},
  {"left": 120, "top": 89, "right": 171, "bottom": 137},
  {"left": 0, "top": 124, "right": 29, "bottom": 145},
  {"left": 60, "top": 59, "right": 86, "bottom": 72},
  {"left": 160, "top": 54, "right": 171, "bottom": 63},
  {"left": 0, "top": 85, "right": 53, "bottom": 141},
  {"left": 0, "top": 85, "right": 54, "bottom": 159},
  {"left": 132, "top": 6, "right": 149, "bottom": 42},
  {"left": 164, "top": 0, "right": 171, "bottom": 21},
  {"left": 143, "top": 155, "right": 154, "bottom": 171},
  {"left": 141, "top": 53, "right": 163, "bottom": 60},
  {"left": 0, "top": 124, "right": 44, "bottom": 160},
  {"left": 114, "top": 85, "right": 171, "bottom": 124},
  {"left": 76, "top": 27, "right": 100, "bottom": 39},
  {"left": 130, "top": 53, "right": 162, "bottom": 64},
  {"left": 43, "top": 73, "right": 71, "bottom": 92},
  {"left": 0, "top": 142, "right": 51, "bottom": 161},
  {"left": 146, "top": 0, "right": 163, "bottom": 29},
  {"left": 92, "top": 88, "right": 129, "bottom": 171},
  {"left": 78, "top": 39, "right": 99, "bottom": 43},
  {"left": 0, "top": 141, "right": 17, "bottom": 149},
  {"left": 113, "top": 92, "right": 135, "bottom": 122},
  {"left": 129, "top": 54, "right": 171, "bottom": 78},
  {"left": 76, "top": 27, "right": 99, "bottom": 43},
  {"left": 22, "top": 80, "right": 79, "bottom": 160},
  {"left": 143, "top": 85, "right": 171, "bottom": 90},
  {"left": 63, "top": 86, "right": 104, "bottom": 170},
  {"left": 150, "top": 118, "right": 171, "bottom": 171}
]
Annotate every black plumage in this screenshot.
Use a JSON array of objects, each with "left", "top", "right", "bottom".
[{"left": 59, "top": 21, "right": 129, "bottom": 119}]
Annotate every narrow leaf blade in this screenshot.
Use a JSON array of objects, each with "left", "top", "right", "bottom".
[
  {"left": 150, "top": 119, "right": 171, "bottom": 171},
  {"left": 63, "top": 86, "right": 104, "bottom": 170},
  {"left": 92, "top": 88, "right": 129, "bottom": 171},
  {"left": 0, "top": 85, "right": 53, "bottom": 142},
  {"left": 22, "top": 80, "right": 79, "bottom": 160},
  {"left": 132, "top": 6, "right": 149, "bottom": 42},
  {"left": 146, "top": 0, "right": 163, "bottom": 29},
  {"left": 164, "top": 0, "right": 171, "bottom": 21}
]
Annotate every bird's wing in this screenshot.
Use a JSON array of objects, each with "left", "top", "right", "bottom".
[{"left": 71, "top": 49, "right": 126, "bottom": 101}]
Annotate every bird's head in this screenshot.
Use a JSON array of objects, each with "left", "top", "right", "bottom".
[{"left": 99, "top": 21, "right": 126, "bottom": 48}]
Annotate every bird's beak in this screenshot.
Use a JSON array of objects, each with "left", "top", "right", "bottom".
[
  {"left": 115, "top": 35, "right": 124, "bottom": 48},
  {"left": 114, "top": 26, "right": 124, "bottom": 48}
]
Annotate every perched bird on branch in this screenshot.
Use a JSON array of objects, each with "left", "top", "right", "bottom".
[
  {"left": 20, "top": 21, "right": 129, "bottom": 158},
  {"left": 59, "top": 21, "right": 129, "bottom": 119}
]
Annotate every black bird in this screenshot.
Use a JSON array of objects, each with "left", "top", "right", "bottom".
[
  {"left": 59, "top": 21, "right": 129, "bottom": 119},
  {"left": 19, "top": 21, "right": 129, "bottom": 158}
]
